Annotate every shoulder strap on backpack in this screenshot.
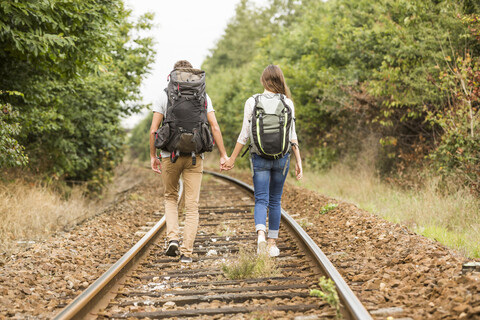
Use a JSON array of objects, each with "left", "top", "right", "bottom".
[
  {"left": 279, "top": 94, "right": 289, "bottom": 108},
  {"left": 240, "top": 145, "right": 250, "bottom": 158}
]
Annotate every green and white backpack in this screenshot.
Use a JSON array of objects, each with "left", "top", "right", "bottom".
[{"left": 248, "top": 93, "right": 293, "bottom": 160}]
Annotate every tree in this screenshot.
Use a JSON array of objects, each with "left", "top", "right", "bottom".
[
  {"left": 0, "top": 90, "right": 27, "bottom": 168},
  {"left": 128, "top": 112, "right": 153, "bottom": 162},
  {"left": 0, "top": 1, "right": 155, "bottom": 191}
]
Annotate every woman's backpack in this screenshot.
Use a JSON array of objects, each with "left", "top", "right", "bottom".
[
  {"left": 248, "top": 93, "right": 293, "bottom": 160},
  {"left": 154, "top": 68, "right": 213, "bottom": 164}
]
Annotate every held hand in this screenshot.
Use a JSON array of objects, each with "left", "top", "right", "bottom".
[
  {"left": 151, "top": 156, "right": 162, "bottom": 174},
  {"left": 295, "top": 162, "right": 303, "bottom": 180},
  {"left": 223, "top": 157, "right": 235, "bottom": 170},
  {"left": 220, "top": 155, "right": 229, "bottom": 171}
]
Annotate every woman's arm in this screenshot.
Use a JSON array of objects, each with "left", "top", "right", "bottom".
[
  {"left": 223, "top": 98, "right": 254, "bottom": 169},
  {"left": 223, "top": 142, "right": 245, "bottom": 169},
  {"left": 291, "top": 139, "right": 303, "bottom": 180}
]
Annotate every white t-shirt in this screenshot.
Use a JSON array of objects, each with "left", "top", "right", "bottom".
[
  {"left": 153, "top": 89, "right": 214, "bottom": 158},
  {"left": 237, "top": 90, "right": 298, "bottom": 145}
]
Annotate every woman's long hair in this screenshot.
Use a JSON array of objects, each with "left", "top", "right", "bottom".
[{"left": 260, "top": 65, "right": 292, "bottom": 99}]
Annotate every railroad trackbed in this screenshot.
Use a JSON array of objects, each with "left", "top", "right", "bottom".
[
  {"left": 54, "top": 172, "right": 370, "bottom": 320},
  {"left": 2, "top": 168, "right": 479, "bottom": 320}
]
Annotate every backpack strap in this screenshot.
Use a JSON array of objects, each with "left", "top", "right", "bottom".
[
  {"left": 282, "top": 153, "right": 291, "bottom": 176},
  {"left": 240, "top": 146, "right": 250, "bottom": 158},
  {"left": 201, "top": 93, "right": 207, "bottom": 110},
  {"left": 278, "top": 94, "right": 291, "bottom": 111},
  {"left": 249, "top": 94, "right": 263, "bottom": 157},
  {"left": 253, "top": 95, "right": 265, "bottom": 135},
  {"left": 164, "top": 87, "right": 175, "bottom": 117}
]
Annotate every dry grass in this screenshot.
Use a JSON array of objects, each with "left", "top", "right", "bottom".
[
  {"left": 222, "top": 247, "right": 279, "bottom": 280},
  {"left": 0, "top": 163, "right": 146, "bottom": 262},
  {"left": 291, "top": 163, "right": 480, "bottom": 258},
  {"left": 0, "top": 180, "right": 92, "bottom": 258}
]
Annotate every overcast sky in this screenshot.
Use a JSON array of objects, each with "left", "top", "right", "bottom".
[{"left": 122, "top": 0, "right": 269, "bottom": 128}]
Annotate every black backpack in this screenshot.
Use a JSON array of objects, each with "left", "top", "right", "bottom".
[
  {"left": 154, "top": 68, "right": 213, "bottom": 164},
  {"left": 248, "top": 93, "right": 293, "bottom": 160}
]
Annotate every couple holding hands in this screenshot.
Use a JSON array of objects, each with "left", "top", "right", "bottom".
[{"left": 150, "top": 61, "right": 302, "bottom": 262}]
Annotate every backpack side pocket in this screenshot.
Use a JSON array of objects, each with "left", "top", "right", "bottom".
[
  {"left": 154, "top": 123, "right": 171, "bottom": 150},
  {"left": 200, "top": 122, "right": 213, "bottom": 152}
]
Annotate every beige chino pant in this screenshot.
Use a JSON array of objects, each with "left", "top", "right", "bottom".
[{"left": 161, "top": 156, "right": 203, "bottom": 257}]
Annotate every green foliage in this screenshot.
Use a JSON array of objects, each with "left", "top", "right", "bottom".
[
  {"left": 427, "top": 49, "right": 480, "bottom": 193},
  {"left": 128, "top": 112, "right": 153, "bottom": 162},
  {"left": 0, "top": 91, "right": 28, "bottom": 168},
  {"left": 306, "top": 147, "right": 338, "bottom": 171},
  {"left": 202, "top": 0, "right": 480, "bottom": 192},
  {"left": 0, "top": 1, "right": 155, "bottom": 191},
  {"left": 318, "top": 203, "right": 339, "bottom": 215},
  {"left": 310, "top": 276, "right": 341, "bottom": 318},
  {"left": 418, "top": 224, "right": 480, "bottom": 258}
]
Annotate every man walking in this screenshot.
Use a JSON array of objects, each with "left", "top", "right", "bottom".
[{"left": 149, "top": 60, "right": 228, "bottom": 263}]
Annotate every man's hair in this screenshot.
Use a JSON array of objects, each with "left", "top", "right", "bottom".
[{"left": 174, "top": 60, "right": 193, "bottom": 69}]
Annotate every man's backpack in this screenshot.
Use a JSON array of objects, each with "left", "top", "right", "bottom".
[
  {"left": 154, "top": 68, "right": 213, "bottom": 164},
  {"left": 248, "top": 93, "right": 293, "bottom": 160}
]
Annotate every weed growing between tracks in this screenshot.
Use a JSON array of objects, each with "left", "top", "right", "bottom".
[
  {"left": 216, "top": 222, "right": 236, "bottom": 237},
  {"left": 310, "top": 276, "right": 341, "bottom": 319},
  {"left": 249, "top": 311, "right": 274, "bottom": 320},
  {"left": 222, "top": 247, "right": 279, "bottom": 280}
]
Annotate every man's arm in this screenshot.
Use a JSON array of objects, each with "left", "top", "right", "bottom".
[
  {"left": 149, "top": 112, "right": 164, "bottom": 174},
  {"left": 207, "top": 111, "right": 228, "bottom": 167}
]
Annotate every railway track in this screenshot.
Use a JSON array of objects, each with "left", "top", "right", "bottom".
[{"left": 54, "top": 171, "right": 372, "bottom": 320}]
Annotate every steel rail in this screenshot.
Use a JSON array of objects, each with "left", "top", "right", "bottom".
[
  {"left": 204, "top": 170, "right": 372, "bottom": 320},
  {"left": 53, "top": 216, "right": 166, "bottom": 320},
  {"left": 54, "top": 179, "right": 184, "bottom": 320}
]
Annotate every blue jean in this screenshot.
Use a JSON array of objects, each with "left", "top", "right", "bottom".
[{"left": 251, "top": 153, "right": 290, "bottom": 239}]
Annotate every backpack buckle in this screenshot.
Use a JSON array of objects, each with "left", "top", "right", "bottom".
[
  {"left": 191, "top": 152, "right": 196, "bottom": 165},
  {"left": 171, "top": 151, "right": 179, "bottom": 163}
]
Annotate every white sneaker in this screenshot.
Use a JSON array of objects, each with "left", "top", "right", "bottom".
[
  {"left": 257, "top": 231, "right": 267, "bottom": 254},
  {"left": 257, "top": 238, "right": 267, "bottom": 254},
  {"left": 268, "top": 244, "right": 280, "bottom": 257},
  {"left": 257, "top": 240, "right": 267, "bottom": 254}
]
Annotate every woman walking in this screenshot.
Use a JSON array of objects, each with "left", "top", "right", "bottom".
[{"left": 223, "top": 65, "right": 303, "bottom": 257}]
